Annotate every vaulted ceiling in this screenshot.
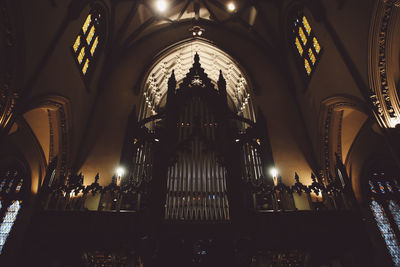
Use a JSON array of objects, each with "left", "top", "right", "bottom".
[
  {"left": 141, "top": 40, "right": 253, "bottom": 118},
  {"left": 112, "top": 0, "right": 280, "bottom": 55}
]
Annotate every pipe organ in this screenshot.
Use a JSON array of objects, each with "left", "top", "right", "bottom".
[
  {"left": 131, "top": 53, "right": 268, "bottom": 221},
  {"left": 131, "top": 141, "right": 154, "bottom": 184},
  {"left": 241, "top": 142, "right": 264, "bottom": 183},
  {"left": 165, "top": 96, "right": 229, "bottom": 221}
]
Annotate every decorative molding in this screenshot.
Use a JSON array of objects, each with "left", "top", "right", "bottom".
[
  {"left": 0, "top": 1, "right": 21, "bottom": 134},
  {"left": 384, "top": 0, "right": 400, "bottom": 7},
  {"left": 24, "top": 95, "right": 72, "bottom": 181},
  {"left": 319, "top": 96, "right": 368, "bottom": 182},
  {"left": 368, "top": 0, "right": 400, "bottom": 128}
]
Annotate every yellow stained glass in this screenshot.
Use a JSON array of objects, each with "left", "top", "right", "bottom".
[
  {"left": 298, "top": 27, "right": 307, "bottom": 45},
  {"left": 82, "top": 58, "right": 89, "bottom": 75},
  {"left": 86, "top": 26, "right": 95, "bottom": 45},
  {"left": 313, "top": 37, "right": 321, "bottom": 54},
  {"left": 90, "top": 36, "right": 99, "bottom": 56},
  {"left": 302, "top": 16, "right": 311, "bottom": 36},
  {"left": 73, "top": 35, "right": 81, "bottom": 52},
  {"left": 82, "top": 14, "right": 91, "bottom": 34},
  {"left": 78, "top": 47, "right": 85, "bottom": 64},
  {"left": 304, "top": 59, "right": 311, "bottom": 75},
  {"left": 295, "top": 37, "right": 303, "bottom": 56},
  {"left": 308, "top": 48, "right": 316, "bottom": 65}
]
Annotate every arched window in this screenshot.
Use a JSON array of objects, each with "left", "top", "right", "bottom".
[
  {"left": 368, "top": 170, "right": 400, "bottom": 266},
  {"left": 72, "top": 5, "right": 105, "bottom": 81},
  {"left": 0, "top": 169, "right": 25, "bottom": 254},
  {"left": 291, "top": 11, "right": 322, "bottom": 77},
  {"left": 0, "top": 201, "right": 21, "bottom": 253}
]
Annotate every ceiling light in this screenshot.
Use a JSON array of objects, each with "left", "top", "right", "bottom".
[
  {"left": 156, "top": 0, "right": 168, "bottom": 13},
  {"left": 227, "top": 2, "right": 236, "bottom": 12},
  {"left": 189, "top": 25, "right": 205, "bottom": 37}
]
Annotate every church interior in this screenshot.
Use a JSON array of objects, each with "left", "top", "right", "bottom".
[{"left": 1, "top": 0, "right": 400, "bottom": 266}]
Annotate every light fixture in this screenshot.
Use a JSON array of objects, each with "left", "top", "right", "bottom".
[
  {"left": 155, "top": 138, "right": 160, "bottom": 142},
  {"left": 227, "top": 2, "right": 236, "bottom": 12},
  {"left": 270, "top": 167, "right": 278, "bottom": 186},
  {"left": 116, "top": 167, "right": 125, "bottom": 177},
  {"left": 190, "top": 25, "right": 205, "bottom": 37},
  {"left": 270, "top": 168, "right": 278, "bottom": 178},
  {"left": 235, "top": 139, "right": 240, "bottom": 142},
  {"left": 155, "top": 0, "right": 168, "bottom": 13}
]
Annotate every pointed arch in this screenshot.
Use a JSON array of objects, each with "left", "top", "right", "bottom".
[
  {"left": 319, "top": 95, "right": 369, "bottom": 183},
  {"left": 20, "top": 95, "right": 72, "bottom": 188}
]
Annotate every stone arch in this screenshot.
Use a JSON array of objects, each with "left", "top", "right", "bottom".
[
  {"left": 319, "top": 95, "right": 369, "bottom": 186},
  {"left": 17, "top": 95, "right": 72, "bottom": 191},
  {"left": 368, "top": 0, "right": 400, "bottom": 128},
  {"left": 137, "top": 39, "right": 256, "bottom": 124}
]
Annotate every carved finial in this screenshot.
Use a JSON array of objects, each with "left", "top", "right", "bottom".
[
  {"left": 311, "top": 173, "right": 316, "bottom": 182},
  {"left": 218, "top": 70, "right": 226, "bottom": 84},
  {"left": 167, "top": 70, "right": 176, "bottom": 97},
  {"left": 194, "top": 53, "right": 200, "bottom": 63},
  {"left": 169, "top": 70, "right": 176, "bottom": 83},
  {"left": 294, "top": 172, "right": 300, "bottom": 183},
  {"left": 94, "top": 173, "right": 100, "bottom": 184}
]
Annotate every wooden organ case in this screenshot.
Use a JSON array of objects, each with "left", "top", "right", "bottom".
[{"left": 129, "top": 54, "right": 271, "bottom": 223}]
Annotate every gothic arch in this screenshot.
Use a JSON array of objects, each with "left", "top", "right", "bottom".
[
  {"left": 319, "top": 95, "right": 369, "bottom": 185},
  {"left": 19, "top": 95, "right": 72, "bottom": 189},
  {"left": 368, "top": 0, "right": 400, "bottom": 128},
  {"left": 137, "top": 39, "right": 256, "bottom": 123}
]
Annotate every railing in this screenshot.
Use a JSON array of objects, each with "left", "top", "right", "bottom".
[
  {"left": 249, "top": 173, "right": 354, "bottom": 212},
  {"left": 41, "top": 171, "right": 354, "bottom": 213},
  {"left": 42, "top": 173, "right": 146, "bottom": 212}
]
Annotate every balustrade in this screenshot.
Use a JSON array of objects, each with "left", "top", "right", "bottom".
[{"left": 42, "top": 170, "right": 354, "bottom": 213}]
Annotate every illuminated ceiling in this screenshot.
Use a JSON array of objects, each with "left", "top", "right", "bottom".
[
  {"left": 116, "top": 0, "right": 278, "bottom": 51},
  {"left": 141, "top": 39, "right": 253, "bottom": 119}
]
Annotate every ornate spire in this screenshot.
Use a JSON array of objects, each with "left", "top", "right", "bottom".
[
  {"left": 178, "top": 53, "right": 214, "bottom": 90},
  {"left": 168, "top": 70, "right": 176, "bottom": 93},
  {"left": 218, "top": 70, "right": 227, "bottom": 103},
  {"left": 166, "top": 70, "right": 176, "bottom": 109}
]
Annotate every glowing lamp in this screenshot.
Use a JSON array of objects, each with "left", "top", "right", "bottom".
[
  {"left": 156, "top": 0, "right": 168, "bottom": 13},
  {"left": 116, "top": 167, "right": 125, "bottom": 177},
  {"left": 270, "top": 168, "right": 278, "bottom": 178},
  {"left": 227, "top": 2, "right": 236, "bottom": 12},
  {"left": 270, "top": 167, "right": 278, "bottom": 186}
]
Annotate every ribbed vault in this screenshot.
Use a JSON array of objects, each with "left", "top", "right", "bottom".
[{"left": 139, "top": 39, "right": 255, "bottom": 121}]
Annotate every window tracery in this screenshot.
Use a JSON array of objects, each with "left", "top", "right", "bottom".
[
  {"left": 0, "top": 169, "right": 25, "bottom": 254},
  {"left": 292, "top": 12, "right": 322, "bottom": 77},
  {"left": 72, "top": 7, "right": 105, "bottom": 80},
  {"left": 0, "top": 201, "right": 21, "bottom": 253},
  {"left": 368, "top": 171, "right": 400, "bottom": 266}
]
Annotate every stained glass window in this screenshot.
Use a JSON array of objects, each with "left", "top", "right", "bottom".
[
  {"left": 369, "top": 180, "right": 377, "bottom": 194},
  {"left": 292, "top": 13, "right": 322, "bottom": 77},
  {"left": 72, "top": 7, "right": 104, "bottom": 79},
  {"left": 0, "top": 201, "right": 21, "bottom": 254},
  {"left": 378, "top": 181, "right": 386, "bottom": 194},
  {"left": 370, "top": 201, "right": 400, "bottom": 266},
  {"left": 368, "top": 169, "right": 400, "bottom": 266},
  {"left": 389, "top": 201, "right": 400, "bottom": 232}
]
